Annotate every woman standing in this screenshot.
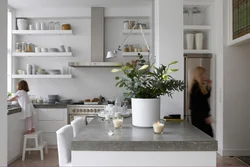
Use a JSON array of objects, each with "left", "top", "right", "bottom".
[{"left": 189, "top": 67, "right": 213, "bottom": 137}]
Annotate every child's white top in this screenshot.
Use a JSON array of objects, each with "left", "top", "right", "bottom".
[{"left": 16, "top": 90, "right": 35, "bottom": 119}]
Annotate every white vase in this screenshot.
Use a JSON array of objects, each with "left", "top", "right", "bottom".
[
  {"left": 132, "top": 98, "right": 160, "bottom": 127},
  {"left": 195, "top": 33, "right": 204, "bottom": 50},
  {"left": 186, "top": 34, "right": 194, "bottom": 49}
]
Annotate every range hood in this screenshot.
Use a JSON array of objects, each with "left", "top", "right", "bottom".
[{"left": 69, "top": 7, "right": 122, "bottom": 68}]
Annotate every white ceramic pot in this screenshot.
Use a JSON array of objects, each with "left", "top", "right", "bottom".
[
  {"left": 17, "top": 19, "right": 29, "bottom": 30},
  {"left": 195, "top": 33, "right": 204, "bottom": 50},
  {"left": 186, "top": 34, "right": 194, "bottom": 49},
  {"left": 132, "top": 98, "right": 160, "bottom": 127}
]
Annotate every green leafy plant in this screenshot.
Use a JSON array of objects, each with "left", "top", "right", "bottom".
[{"left": 112, "top": 53, "right": 185, "bottom": 99}]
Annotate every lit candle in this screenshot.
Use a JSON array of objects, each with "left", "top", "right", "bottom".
[
  {"left": 153, "top": 121, "right": 164, "bottom": 134},
  {"left": 113, "top": 118, "right": 123, "bottom": 129}
]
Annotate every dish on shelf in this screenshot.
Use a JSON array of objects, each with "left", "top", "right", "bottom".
[
  {"left": 48, "top": 48, "right": 59, "bottom": 52},
  {"left": 47, "top": 69, "right": 61, "bottom": 75},
  {"left": 36, "top": 72, "right": 49, "bottom": 75}
]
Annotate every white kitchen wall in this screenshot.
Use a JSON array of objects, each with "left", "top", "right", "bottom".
[
  {"left": 0, "top": 0, "right": 8, "bottom": 165},
  {"left": 14, "top": 8, "right": 152, "bottom": 101},
  {"left": 154, "top": 0, "right": 184, "bottom": 118},
  {"left": 221, "top": 0, "right": 250, "bottom": 156}
]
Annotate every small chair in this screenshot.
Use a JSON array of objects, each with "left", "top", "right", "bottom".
[
  {"left": 56, "top": 125, "right": 73, "bottom": 167},
  {"left": 71, "top": 117, "right": 85, "bottom": 137},
  {"left": 22, "top": 131, "right": 48, "bottom": 161}
]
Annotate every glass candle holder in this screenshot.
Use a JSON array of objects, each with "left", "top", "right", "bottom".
[
  {"left": 153, "top": 121, "right": 164, "bottom": 134},
  {"left": 113, "top": 117, "right": 123, "bottom": 129}
]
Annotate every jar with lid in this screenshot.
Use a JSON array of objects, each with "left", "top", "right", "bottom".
[
  {"left": 48, "top": 21, "right": 54, "bottom": 30},
  {"left": 123, "top": 44, "right": 129, "bottom": 52},
  {"left": 54, "top": 21, "right": 61, "bottom": 30},
  {"left": 137, "top": 44, "right": 141, "bottom": 52},
  {"left": 15, "top": 43, "right": 21, "bottom": 52},
  {"left": 123, "top": 21, "right": 129, "bottom": 30},
  {"left": 21, "top": 42, "right": 27, "bottom": 52},
  {"left": 128, "top": 45, "right": 133, "bottom": 52},
  {"left": 129, "top": 21, "right": 136, "bottom": 29},
  {"left": 141, "top": 23, "right": 147, "bottom": 29},
  {"left": 26, "top": 43, "right": 33, "bottom": 52},
  {"left": 134, "top": 44, "right": 138, "bottom": 52}
]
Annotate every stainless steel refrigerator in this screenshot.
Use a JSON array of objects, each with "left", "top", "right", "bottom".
[{"left": 184, "top": 54, "right": 213, "bottom": 123}]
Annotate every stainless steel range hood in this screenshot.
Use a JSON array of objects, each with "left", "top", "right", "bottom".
[{"left": 68, "top": 7, "right": 121, "bottom": 68}]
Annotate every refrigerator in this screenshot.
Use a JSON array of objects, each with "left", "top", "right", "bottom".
[{"left": 184, "top": 54, "right": 213, "bottom": 123}]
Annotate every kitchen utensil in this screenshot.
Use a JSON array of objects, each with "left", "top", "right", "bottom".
[
  {"left": 35, "top": 47, "right": 41, "bottom": 53},
  {"left": 48, "top": 48, "right": 59, "bottom": 52},
  {"left": 41, "top": 48, "right": 48, "bottom": 52},
  {"left": 186, "top": 34, "right": 194, "bottom": 49},
  {"left": 62, "top": 24, "right": 71, "bottom": 30},
  {"left": 65, "top": 46, "right": 71, "bottom": 52},
  {"left": 195, "top": 33, "right": 204, "bottom": 50},
  {"left": 17, "top": 19, "right": 29, "bottom": 30},
  {"left": 36, "top": 22, "right": 40, "bottom": 30},
  {"left": 29, "top": 25, "right": 34, "bottom": 30},
  {"left": 59, "top": 45, "right": 65, "bottom": 52}
]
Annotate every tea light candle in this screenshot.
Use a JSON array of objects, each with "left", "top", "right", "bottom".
[
  {"left": 113, "top": 118, "right": 123, "bottom": 128},
  {"left": 153, "top": 121, "right": 164, "bottom": 134}
]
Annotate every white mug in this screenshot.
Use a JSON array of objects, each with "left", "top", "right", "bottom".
[
  {"left": 35, "top": 47, "right": 41, "bottom": 53},
  {"left": 65, "top": 46, "right": 71, "bottom": 52},
  {"left": 195, "top": 33, "right": 204, "bottom": 50},
  {"left": 186, "top": 34, "right": 194, "bottom": 49},
  {"left": 41, "top": 48, "right": 48, "bottom": 52},
  {"left": 36, "top": 22, "right": 40, "bottom": 30},
  {"left": 29, "top": 25, "right": 34, "bottom": 30}
]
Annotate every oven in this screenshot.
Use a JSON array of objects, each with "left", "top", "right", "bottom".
[{"left": 67, "top": 105, "right": 105, "bottom": 125}]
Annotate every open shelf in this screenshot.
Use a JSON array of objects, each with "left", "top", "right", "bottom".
[
  {"left": 183, "top": 25, "right": 211, "bottom": 32},
  {"left": 122, "top": 29, "right": 151, "bottom": 35},
  {"left": 12, "top": 30, "right": 73, "bottom": 35},
  {"left": 122, "top": 52, "right": 149, "bottom": 57},
  {"left": 184, "top": 49, "right": 212, "bottom": 54},
  {"left": 12, "top": 52, "right": 73, "bottom": 57},
  {"left": 12, "top": 75, "right": 72, "bottom": 79}
]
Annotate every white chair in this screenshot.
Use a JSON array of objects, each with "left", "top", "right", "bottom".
[
  {"left": 71, "top": 117, "right": 85, "bottom": 137},
  {"left": 56, "top": 125, "right": 73, "bottom": 167}
]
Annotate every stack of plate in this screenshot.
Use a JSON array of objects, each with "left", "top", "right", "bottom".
[
  {"left": 47, "top": 69, "right": 61, "bottom": 75},
  {"left": 36, "top": 68, "right": 48, "bottom": 75},
  {"left": 48, "top": 95, "right": 59, "bottom": 104}
]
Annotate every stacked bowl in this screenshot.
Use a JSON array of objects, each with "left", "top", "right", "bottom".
[{"left": 47, "top": 69, "right": 61, "bottom": 75}]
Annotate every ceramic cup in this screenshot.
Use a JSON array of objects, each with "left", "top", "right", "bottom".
[
  {"left": 41, "top": 48, "right": 48, "bottom": 52},
  {"left": 40, "top": 22, "right": 45, "bottom": 30},
  {"left": 59, "top": 45, "right": 66, "bottom": 52},
  {"left": 29, "top": 25, "right": 34, "bottom": 30},
  {"left": 186, "top": 34, "right": 194, "bottom": 49},
  {"left": 36, "top": 22, "right": 40, "bottom": 30},
  {"left": 35, "top": 47, "right": 41, "bottom": 53},
  {"left": 195, "top": 33, "right": 204, "bottom": 50},
  {"left": 65, "top": 46, "right": 71, "bottom": 52}
]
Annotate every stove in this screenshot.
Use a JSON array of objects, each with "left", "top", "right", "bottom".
[{"left": 67, "top": 104, "right": 105, "bottom": 125}]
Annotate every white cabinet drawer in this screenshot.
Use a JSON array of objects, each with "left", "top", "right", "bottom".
[
  {"left": 38, "top": 121, "right": 66, "bottom": 132},
  {"left": 38, "top": 109, "right": 66, "bottom": 121}
]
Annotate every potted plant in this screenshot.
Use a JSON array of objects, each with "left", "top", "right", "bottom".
[{"left": 112, "top": 53, "right": 185, "bottom": 127}]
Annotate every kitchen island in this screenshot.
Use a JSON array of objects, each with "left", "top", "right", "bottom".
[{"left": 72, "top": 117, "right": 217, "bottom": 167}]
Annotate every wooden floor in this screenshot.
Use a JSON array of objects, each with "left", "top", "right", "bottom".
[{"left": 9, "top": 149, "right": 249, "bottom": 167}]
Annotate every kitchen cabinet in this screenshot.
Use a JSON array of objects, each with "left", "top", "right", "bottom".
[{"left": 37, "top": 108, "right": 67, "bottom": 147}]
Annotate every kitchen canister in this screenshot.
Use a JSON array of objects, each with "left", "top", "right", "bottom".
[
  {"left": 186, "top": 33, "right": 194, "bottom": 49},
  {"left": 26, "top": 64, "right": 32, "bottom": 75},
  {"left": 17, "top": 19, "right": 29, "bottom": 30},
  {"left": 195, "top": 33, "right": 204, "bottom": 50},
  {"left": 36, "top": 22, "right": 40, "bottom": 30}
]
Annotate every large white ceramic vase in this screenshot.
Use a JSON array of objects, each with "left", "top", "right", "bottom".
[{"left": 132, "top": 98, "right": 160, "bottom": 127}]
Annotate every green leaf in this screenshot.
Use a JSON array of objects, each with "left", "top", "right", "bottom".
[
  {"left": 122, "top": 66, "right": 132, "bottom": 70},
  {"left": 170, "top": 68, "right": 179, "bottom": 72},
  {"left": 162, "top": 74, "right": 168, "bottom": 80},
  {"left": 115, "top": 76, "right": 120, "bottom": 80},
  {"left": 111, "top": 69, "right": 122, "bottom": 73},
  {"left": 169, "top": 61, "right": 178, "bottom": 65},
  {"left": 138, "top": 65, "right": 149, "bottom": 71}
]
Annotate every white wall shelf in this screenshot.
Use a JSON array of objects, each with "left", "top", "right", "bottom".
[
  {"left": 12, "top": 52, "right": 73, "bottom": 57},
  {"left": 11, "top": 75, "right": 72, "bottom": 79},
  {"left": 183, "top": 25, "right": 211, "bottom": 32},
  {"left": 184, "top": 49, "right": 212, "bottom": 54},
  {"left": 122, "top": 52, "right": 149, "bottom": 56},
  {"left": 12, "top": 30, "right": 73, "bottom": 35},
  {"left": 122, "top": 29, "right": 150, "bottom": 35}
]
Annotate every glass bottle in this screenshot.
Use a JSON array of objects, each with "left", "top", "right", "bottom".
[{"left": 21, "top": 42, "right": 27, "bottom": 52}]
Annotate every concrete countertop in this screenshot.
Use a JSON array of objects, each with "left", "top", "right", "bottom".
[
  {"left": 33, "top": 103, "right": 68, "bottom": 108},
  {"left": 72, "top": 117, "right": 217, "bottom": 152},
  {"left": 8, "top": 107, "right": 22, "bottom": 115}
]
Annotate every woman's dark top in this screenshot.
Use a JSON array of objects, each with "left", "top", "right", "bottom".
[{"left": 190, "top": 81, "right": 213, "bottom": 137}]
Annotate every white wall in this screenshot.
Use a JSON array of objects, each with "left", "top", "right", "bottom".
[
  {"left": 221, "top": 0, "right": 250, "bottom": 156},
  {"left": 154, "top": 0, "right": 184, "bottom": 118},
  {"left": 14, "top": 8, "right": 152, "bottom": 101},
  {"left": 0, "top": 0, "right": 8, "bottom": 165}
]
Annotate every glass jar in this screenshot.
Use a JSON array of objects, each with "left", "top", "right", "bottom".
[
  {"left": 141, "top": 24, "right": 147, "bottom": 29},
  {"left": 26, "top": 43, "right": 33, "bottom": 52},
  {"left": 128, "top": 45, "right": 133, "bottom": 52},
  {"left": 48, "top": 21, "right": 54, "bottom": 30},
  {"left": 21, "top": 42, "right": 27, "bottom": 52},
  {"left": 15, "top": 43, "right": 21, "bottom": 52},
  {"left": 129, "top": 21, "right": 136, "bottom": 29},
  {"left": 123, "top": 21, "right": 129, "bottom": 30},
  {"left": 54, "top": 21, "right": 61, "bottom": 30},
  {"left": 123, "top": 44, "right": 129, "bottom": 52}
]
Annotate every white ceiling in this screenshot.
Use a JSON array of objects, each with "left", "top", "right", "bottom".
[{"left": 8, "top": 0, "right": 153, "bottom": 9}]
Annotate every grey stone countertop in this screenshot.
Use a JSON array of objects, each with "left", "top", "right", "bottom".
[
  {"left": 33, "top": 103, "right": 68, "bottom": 108},
  {"left": 72, "top": 117, "right": 217, "bottom": 152},
  {"left": 8, "top": 104, "right": 22, "bottom": 115}
]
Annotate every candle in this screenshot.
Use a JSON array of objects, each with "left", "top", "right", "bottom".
[
  {"left": 113, "top": 118, "right": 123, "bottom": 129},
  {"left": 153, "top": 121, "right": 164, "bottom": 134}
]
